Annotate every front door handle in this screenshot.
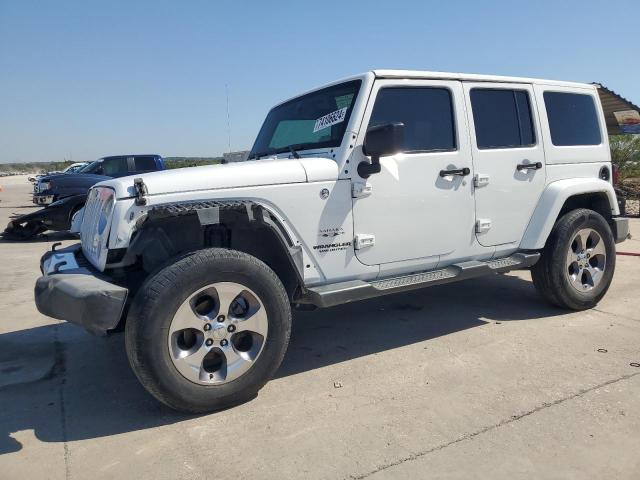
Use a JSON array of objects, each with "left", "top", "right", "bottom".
[
  {"left": 516, "top": 162, "right": 542, "bottom": 172},
  {"left": 439, "top": 167, "right": 470, "bottom": 177}
]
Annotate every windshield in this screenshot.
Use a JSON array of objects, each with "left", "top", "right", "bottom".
[
  {"left": 77, "top": 160, "right": 101, "bottom": 173},
  {"left": 64, "top": 164, "right": 85, "bottom": 173},
  {"left": 249, "top": 80, "right": 361, "bottom": 159}
]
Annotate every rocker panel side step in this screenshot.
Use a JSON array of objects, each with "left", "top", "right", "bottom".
[{"left": 303, "top": 252, "right": 540, "bottom": 308}]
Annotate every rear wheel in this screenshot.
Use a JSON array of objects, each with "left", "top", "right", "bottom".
[
  {"left": 531, "top": 208, "right": 615, "bottom": 310},
  {"left": 125, "top": 248, "right": 291, "bottom": 413}
]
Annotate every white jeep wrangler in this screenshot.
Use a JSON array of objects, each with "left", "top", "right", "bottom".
[{"left": 35, "top": 70, "right": 629, "bottom": 412}]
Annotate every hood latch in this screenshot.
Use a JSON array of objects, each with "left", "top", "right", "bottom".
[{"left": 133, "top": 178, "right": 148, "bottom": 206}]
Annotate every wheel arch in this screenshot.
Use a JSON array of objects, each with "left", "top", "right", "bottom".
[
  {"left": 118, "top": 200, "right": 305, "bottom": 301},
  {"left": 520, "top": 178, "right": 619, "bottom": 250}
]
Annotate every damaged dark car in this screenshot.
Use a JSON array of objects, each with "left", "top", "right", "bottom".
[{"left": 4, "top": 154, "right": 165, "bottom": 240}]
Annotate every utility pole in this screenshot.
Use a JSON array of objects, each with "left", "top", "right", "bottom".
[{"left": 225, "top": 84, "right": 232, "bottom": 154}]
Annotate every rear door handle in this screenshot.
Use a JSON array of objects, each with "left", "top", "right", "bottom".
[
  {"left": 439, "top": 167, "right": 470, "bottom": 177},
  {"left": 516, "top": 162, "right": 542, "bottom": 172}
]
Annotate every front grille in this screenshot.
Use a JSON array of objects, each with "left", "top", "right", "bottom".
[{"left": 80, "top": 187, "right": 114, "bottom": 270}]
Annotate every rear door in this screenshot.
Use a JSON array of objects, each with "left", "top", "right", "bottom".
[{"left": 463, "top": 83, "right": 546, "bottom": 247}]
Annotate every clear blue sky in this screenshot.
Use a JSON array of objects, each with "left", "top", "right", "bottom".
[{"left": 1, "top": 0, "right": 638, "bottom": 163}]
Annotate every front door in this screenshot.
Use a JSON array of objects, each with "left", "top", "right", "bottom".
[
  {"left": 463, "top": 82, "right": 546, "bottom": 247},
  {"left": 352, "top": 79, "right": 475, "bottom": 266}
]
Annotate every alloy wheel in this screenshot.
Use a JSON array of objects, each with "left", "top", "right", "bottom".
[
  {"left": 566, "top": 228, "right": 607, "bottom": 292},
  {"left": 167, "top": 282, "right": 269, "bottom": 385}
]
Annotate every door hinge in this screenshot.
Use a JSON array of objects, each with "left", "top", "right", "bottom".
[
  {"left": 354, "top": 233, "right": 375, "bottom": 250},
  {"left": 474, "top": 173, "right": 490, "bottom": 188},
  {"left": 352, "top": 182, "right": 373, "bottom": 198},
  {"left": 475, "top": 219, "right": 492, "bottom": 233}
]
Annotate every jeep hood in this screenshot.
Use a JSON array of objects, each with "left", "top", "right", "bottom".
[
  {"left": 44, "top": 173, "right": 113, "bottom": 191},
  {"left": 98, "top": 157, "right": 339, "bottom": 199}
]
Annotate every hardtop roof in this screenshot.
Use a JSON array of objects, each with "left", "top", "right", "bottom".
[
  {"left": 273, "top": 70, "right": 595, "bottom": 109},
  {"left": 372, "top": 69, "right": 594, "bottom": 89}
]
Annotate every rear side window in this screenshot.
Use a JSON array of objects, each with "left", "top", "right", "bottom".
[
  {"left": 543, "top": 92, "right": 602, "bottom": 146},
  {"left": 133, "top": 156, "right": 157, "bottom": 171},
  {"left": 368, "top": 87, "right": 456, "bottom": 152},
  {"left": 102, "top": 157, "right": 128, "bottom": 176},
  {"left": 470, "top": 89, "right": 535, "bottom": 149}
]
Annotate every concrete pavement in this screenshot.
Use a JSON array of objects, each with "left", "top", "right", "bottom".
[{"left": 1, "top": 175, "right": 639, "bottom": 479}]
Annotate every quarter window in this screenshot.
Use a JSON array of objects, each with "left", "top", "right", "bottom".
[
  {"left": 543, "top": 92, "right": 602, "bottom": 146},
  {"left": 368, "top": 87, "right": 456, "bottom": 152},
  {"left": 470, "top": 89, "right": 535, "bottom": 149}
]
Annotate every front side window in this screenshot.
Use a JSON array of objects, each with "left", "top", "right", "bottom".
[
  {"left": 543, "top": 91, "right": 602, "bottom": 146},
  {"left": 102, "top": 157, "right": 128, "bottom": 176},
  {"left": 249, "top": 80, "right": 361, "bottom": 159},
  {"left": 368, "top": 87, "right": 456, "bottom": 152},
  {"left": 470, "top": 89, "right": 535, "bottom": 149}
]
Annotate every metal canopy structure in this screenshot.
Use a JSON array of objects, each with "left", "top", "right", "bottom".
[{"left": 593, "top": 83, "right": 640, "bottom": 135}]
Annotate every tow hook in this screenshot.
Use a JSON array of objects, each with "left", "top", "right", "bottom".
[
  {"left": 133, "top": 178, "right": 148, "bottom": 206},
  {"left": 51, "top": 242, "right": 62, "bottom": 252}
]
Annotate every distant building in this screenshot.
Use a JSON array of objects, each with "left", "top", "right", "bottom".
[{"left": 223, "top": 151, "right": 250, "bottom": 163}]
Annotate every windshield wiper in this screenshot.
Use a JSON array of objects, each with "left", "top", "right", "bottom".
[
  {"left": 248, "top": 150, "right": 271, "bottom": 160},
  {"left": 283, "top": 143, "right": 321, "bottom": 157},
  {"left": 288, "top": 146, "right": 300, "bottom": 159},
  {"left": 250, "top": 142, "right": 319, "bottom": 160}
]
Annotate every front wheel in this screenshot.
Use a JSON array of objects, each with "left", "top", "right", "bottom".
[
  {"left": 125, "top": 248, "right": 292, "bottom": 413},
  {"left": 531, "top": 208, "right": 616, "bottom": 310}
]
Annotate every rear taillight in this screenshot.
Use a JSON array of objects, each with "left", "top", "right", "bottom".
[{"left": 612, "top": 164, "right": 620, "bottom": 186}]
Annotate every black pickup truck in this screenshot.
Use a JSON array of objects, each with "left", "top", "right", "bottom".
[{"left": 5, "top": 154, "right": 165, "bottom": 240}]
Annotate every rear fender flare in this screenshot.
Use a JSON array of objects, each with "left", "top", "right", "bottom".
[{"left": 520, "top": 178, "right": 619, "bottom": 250}]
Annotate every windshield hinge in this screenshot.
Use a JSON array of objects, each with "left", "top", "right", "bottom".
[{"left": 133, "top": 178, "right": 148, "bottom": 206}]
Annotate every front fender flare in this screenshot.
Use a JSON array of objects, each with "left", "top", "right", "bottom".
[
  {"left": 520, "top": 178, "right": 619, "bottom": 250},
  {"left": 128, "top": 198, "right": 306, "bottom": 284}
]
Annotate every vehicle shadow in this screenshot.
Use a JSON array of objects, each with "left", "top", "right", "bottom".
[{"left": 0, "top": 273, "right": 565, "bottom": 454}]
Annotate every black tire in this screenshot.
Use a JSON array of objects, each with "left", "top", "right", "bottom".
[
  {"left": 125, "top": 248, "right": 291, "bottom": 413},
  {"left": 531, "top": 208, "right": 616, "bottom": 310},
  {"left": 2, "top": 220, "right": 46, "bottom": 240}
]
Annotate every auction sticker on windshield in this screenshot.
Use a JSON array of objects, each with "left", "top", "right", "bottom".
[{"left": 313, "top": 107, "right": 348, "bottom": 133}]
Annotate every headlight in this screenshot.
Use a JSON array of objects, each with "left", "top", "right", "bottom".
[{"left": 39, "top": 181, "right": 51, "bottom": 190}]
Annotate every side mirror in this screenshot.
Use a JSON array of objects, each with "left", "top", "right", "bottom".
[
  {"left": 95, "top": 165, "right": 104, "bottom": 175},
  {"left": 358, "top": 122, "right": 405, "bottom": 178}
]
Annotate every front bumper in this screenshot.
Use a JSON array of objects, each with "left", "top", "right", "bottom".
[
  {"left": 34, "top": 244, "right": 128, "bottom": 335},
  {"left": 612, "top": 217, "right": 630, "bottom": 244},
  {"left": 33, "top": 194, "right": 55, "bottom": 205}
]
